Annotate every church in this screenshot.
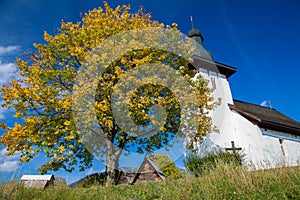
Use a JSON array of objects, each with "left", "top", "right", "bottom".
[{"left": 187, "top": 24, "right": 300, "bottom": 170}]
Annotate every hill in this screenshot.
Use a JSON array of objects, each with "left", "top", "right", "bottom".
[{"left": 1, "top": 164, "right": 300, "bottom": 199}]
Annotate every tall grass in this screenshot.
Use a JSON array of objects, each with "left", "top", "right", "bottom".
[
  {"left": 1, "top": 162, "right": 299, "bottom": 199},
  {"left": 184, "top": 151, "right": 243, "bottom": 176},
  {"left": 0, "top": 180, "right": 24, "bottom": 200}
]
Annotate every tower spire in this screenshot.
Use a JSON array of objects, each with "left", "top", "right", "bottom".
[{"left": 188, "top": 17, "right": 204, "bottom": 46}]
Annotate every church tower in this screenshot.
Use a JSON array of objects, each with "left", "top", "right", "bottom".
[
  {"left": 187, "top": 18, "right": 239, "bottom": 156},
  {"left": 188, "top": 16, "right": 204, "bottom": 47},
  {"left": 186, "top": 19, "right": 300, "bottom": 170}
]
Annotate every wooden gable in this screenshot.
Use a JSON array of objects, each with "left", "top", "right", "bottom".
[{"left": 132, "top": 157, "right": 166, "bottom": 184}]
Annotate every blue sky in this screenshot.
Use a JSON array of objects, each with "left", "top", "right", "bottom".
[{"left": 0, "top": 0, "right": 299, "bottom": 184}]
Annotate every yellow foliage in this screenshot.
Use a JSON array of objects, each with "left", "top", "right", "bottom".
[{"left": 0, "top": 2, "right": 213, "bottom": 175}]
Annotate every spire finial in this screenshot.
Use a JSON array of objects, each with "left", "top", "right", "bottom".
[
  {"left": 188, "top": 17, "right": 204, "bottom": 47},
  {"left": 190, "top": 16, "right": 195, "bottom": 30}
]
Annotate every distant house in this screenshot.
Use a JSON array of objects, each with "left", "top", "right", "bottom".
[
  {"left": 53, "top": 177, "right": 67, "bottom": 187},
  {"left": 131, "top": 157, "right": 166, "bottom": 184},
  {"left": 20, "top": 175, "right": 55, "bottom": 189}
]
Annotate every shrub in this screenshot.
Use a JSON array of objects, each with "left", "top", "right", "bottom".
[
  {"left": 184, "top": 151, "right": 243, "bottom": 176},
  {"left": 152, "top": 154, "right": 183, "bottom": 180}
]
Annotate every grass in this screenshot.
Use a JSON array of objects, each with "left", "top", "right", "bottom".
[
  {"left": 184, "top": 151, "right": 244, "bottom": 177},
  {"left": 1, "top": 163, "right": 300, "bottom": 200}
]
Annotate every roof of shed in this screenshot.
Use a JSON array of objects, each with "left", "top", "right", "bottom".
[
  {"left": 133, "top": 156, "right": 166, "bottom": 183},
  {"left": 20, "top": 175, "right": 54, "bottom": 181}
]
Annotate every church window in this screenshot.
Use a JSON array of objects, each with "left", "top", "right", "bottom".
[
  {"left": 279, "top": 138, "right": 286, "bottom": 156},
  {"left": 210, "top": 77, "right": 216, "bottom": 90}
]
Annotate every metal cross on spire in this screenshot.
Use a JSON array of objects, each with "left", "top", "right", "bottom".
[{"left": 190, "top": 16, "right": 195, "bottom": 30}]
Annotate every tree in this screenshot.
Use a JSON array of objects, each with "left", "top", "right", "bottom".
[
  {"left": 152, "top": 154, "right": 183, "bottom": 180},
  {"left": 0, "top": 2, "right": 213, "bottom": 185}
]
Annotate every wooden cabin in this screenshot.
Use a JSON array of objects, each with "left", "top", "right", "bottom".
[
  {"left": 131, "top": 157, "right": 166, "bottom": 184},
  {"left": 20, "top": 175, "right": 55, "bottom": 189}
]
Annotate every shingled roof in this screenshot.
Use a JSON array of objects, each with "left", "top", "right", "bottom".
[
  {"left": 229, "top": 100, "right": 300, "bottom": 136},
  {"left": 132, "top": 156, "right": 166, "bottom": 184}
]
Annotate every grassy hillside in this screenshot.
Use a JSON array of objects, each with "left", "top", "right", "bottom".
[{"left": 1, "top": 163, "right": 300, "bottom": 200}]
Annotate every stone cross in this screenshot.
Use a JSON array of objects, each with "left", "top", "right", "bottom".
[{"left": 225, "top": 141, "right": 242, "bottom": 154}]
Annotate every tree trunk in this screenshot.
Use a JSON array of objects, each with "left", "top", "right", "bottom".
[{"left": 105, "top": 142, "right": 122, "bottom": 186}]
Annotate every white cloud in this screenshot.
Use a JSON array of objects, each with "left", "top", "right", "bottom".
[
  {"left": 0, "top": 148, "right": 20, "bottom": 160},
  {"left": 0, "top": 45, "right": 21, "bottom": 119},
  {"left": 0, "top": 45, "right": 20, "bottom": 85},
  {"left": 0, "top": 61, "right": 20, "bottom": 85},
  {"left": 0, "top": 62, "right": 20, "bottom": 119},
  {"left": 0, "top": 46, "right": 20, "bottom": 56},
  {"left": 0, "top": 160, "right": 19, "bottom": 172},
  {"left": 0, "top": 100, "right": 6, "bottom": 119},
  {"left": 0, "top": 148, "right": 20, "bottom": 172}
]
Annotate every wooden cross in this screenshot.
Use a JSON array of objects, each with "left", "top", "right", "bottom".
[{"left": 225, "top": 141, "right": 242, "bottom": 154}]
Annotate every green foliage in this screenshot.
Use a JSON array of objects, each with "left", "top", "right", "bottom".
[
  {"left": 69, "top": 173, "right": 106, "bottom": 188},
  {"left": 152, "top": 154, "right": 183, "bottom": 180},
  {"left": 184, "top": 151, "right": 243, "bottom": 176},
  {"left": 1, "top": 166, "right": 300, "bottom": 199}
]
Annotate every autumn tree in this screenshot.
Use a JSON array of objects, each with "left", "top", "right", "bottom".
[{"left": 0, "top": 2, "right": 213, "bottom": 184}]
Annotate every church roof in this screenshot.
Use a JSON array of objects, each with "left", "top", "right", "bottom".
[
  {"left": 229, "top": 100, "right": 300, "bottom": 136},
  {"left": 189, "top": 55, "right": 237, "bottom": 78},
  {"left": 215, "top": 61, "right": 237, "bottom": 78}
]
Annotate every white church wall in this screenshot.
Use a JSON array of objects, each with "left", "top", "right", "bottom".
[
  {"left": 231, "top": 111, "right": 285, "bottom": 170},
  {"left": 197, "top": 70, "right": 234, "bottom": 135},
  {"left": 198, "top": 70, "right": 234, "bottom": 105},
  {"left": 230, "top": 111, "right": 300, "bottom": 170},
  {"left": 196, "top": 105, "right": 239, "bottom": 156},
  {"left": 193, "top": 71, "right": 238, "bottom": 156},
  {"left": 189, "top": 69, "right": 300, "bottom": 171},
  {"left": 284, "top": 140, "right": 300, "bottom": 166},
  {"left": 196, "top": 108, "right": 300, "bottom": 170},
  {"left": 260, "top": 128, "right": 300, "bottom": 167}
]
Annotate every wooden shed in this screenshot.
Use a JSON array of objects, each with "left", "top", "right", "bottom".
[
  {"left": 132, "top": 157, "right": 166, "bottom": 184},
  {"left": 20, "top": 175, "right": 55, "bottom": 189},
  {"left": 116, "top": 170, "right": 136, "bottom": 185}
]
